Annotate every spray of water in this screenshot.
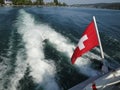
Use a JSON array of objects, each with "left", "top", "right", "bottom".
[
  {"left": 34, "top": 20, "right": 102, "bottom": 76},
  {"left": 7, "top": 9, "right": 105, "bottom": 90},
  {"left": 16, "top": 9, "right": 59, "bottom": 90},
  {"left": 17, "top": 9, "right": 102, "bottom": 79},
  {"left": 0, "top": 29, "right": 18, "bottom": 90},
  {"left": 0, "top": 9, "right": 104, "bottom": 90},
  {"left": 9, "top": 49, "right": 27, "bottom": 90},
  {"left": 0, "top": 55, "right": 8, "bottom": 90}
]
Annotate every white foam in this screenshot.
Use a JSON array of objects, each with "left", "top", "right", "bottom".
[
  {"left": 16, "top": 9, "right": 106, "bottom": 87},
  {"left": 0, "top": 30, "right": 19, "bottom": 90},
  {"left": 0, "top": 56, "right": 8, "bottom": 90},
  {"left": 34, "top": 24, "right": 101, "bottom": 77},
  {"left": 16, "top": 9, "right": 59, "bottom": 90},
  {"left": 9, "top": 49, "right": 27, "bottom": 90},
  {"left": 75, "top": 57, "right": 101, "bottom": 76},
  {"left": 35, "top": 24, "right": 101, "bottom": 76},
  {"left": 17, "top": 9, "right": 100, "bottom": 78},
  {"left": 40, "top": 25, "right": 75, "bottom": 57}
]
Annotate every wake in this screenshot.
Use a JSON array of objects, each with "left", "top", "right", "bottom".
[
  {"left": 15, "top": 9, "right": 59, "bottom": 90},
  {"left": 6, "top": 9, "right": 105, "bottom": 90}
]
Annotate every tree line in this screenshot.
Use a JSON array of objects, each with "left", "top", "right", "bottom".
[
  {"left": 0, "top": 0, "right": 67, "bottom": 6},
  {"left": 0, "top": 0, "right": 4, "bottom": 4}
]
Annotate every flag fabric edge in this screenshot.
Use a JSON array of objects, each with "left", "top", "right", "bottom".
[{"left": 71, "top": 19, "right": 99, "bottom": 64}]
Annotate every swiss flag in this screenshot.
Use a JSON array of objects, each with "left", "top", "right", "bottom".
[{"left": 71, "top": 20, "right": 99, "bottom": 64}]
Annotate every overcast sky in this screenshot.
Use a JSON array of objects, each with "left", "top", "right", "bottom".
[{"left": 43, "top": 0, "right": 120, "bottom": 5}]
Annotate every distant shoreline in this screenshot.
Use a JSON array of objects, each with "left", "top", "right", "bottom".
[
  {"left": 70, "top": 3, "right": 120, "bottom": 10},
  {"left": 0, "top": 3, "right": 120, "bottom": 10},
  {"left": 0, "top": 4, "right": 68, "bottom": 7}
]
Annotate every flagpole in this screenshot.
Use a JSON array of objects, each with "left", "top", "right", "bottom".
[{"left": 93, "top": 16, "right": 104, "bottom": 59}]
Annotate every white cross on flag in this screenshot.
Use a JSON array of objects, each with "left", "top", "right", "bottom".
[{"left": 71, "top": 20, "right": 99, "bottom": 64}]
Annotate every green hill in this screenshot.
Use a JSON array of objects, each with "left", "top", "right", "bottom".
[{"left": 71, "top": 3, "right": 120, "bottom": 10}]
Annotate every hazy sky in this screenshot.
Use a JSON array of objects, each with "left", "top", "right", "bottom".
[{"left": 43, "top": 0, "right": 120, "bottom": 5}]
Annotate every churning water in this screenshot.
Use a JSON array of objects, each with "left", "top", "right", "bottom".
[{"left": 0, "top": 7, "right": 120, "bottom": 90}]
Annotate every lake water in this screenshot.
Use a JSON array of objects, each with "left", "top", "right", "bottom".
[{"left": 0, "top": 6, "right": 120, "bottom": 90}]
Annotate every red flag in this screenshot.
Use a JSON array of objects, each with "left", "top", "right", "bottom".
[{"left": 71, "top": 21, "right": 99, "bottom": 64}]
